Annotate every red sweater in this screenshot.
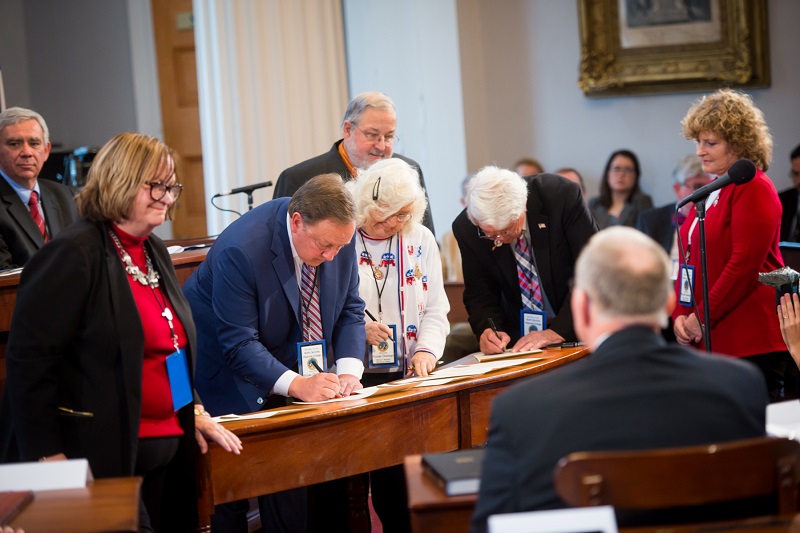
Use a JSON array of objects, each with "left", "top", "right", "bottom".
[
  {"left": 672, "top": 169, "right": 785, "bottom": 358},
  {"left": 113, "top": 226, "right": 187, "bottom": 438}
]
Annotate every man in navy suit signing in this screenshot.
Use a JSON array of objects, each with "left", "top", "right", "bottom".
[
  {"left": 184, "top": 173, "right": 366, "bottom": 532},
  {"left": 0, "top": 107, "right": 78, "bottom": 268}
]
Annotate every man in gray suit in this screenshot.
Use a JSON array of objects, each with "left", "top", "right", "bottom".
[
  {"left": 0, "top": 107, "right": 78, "bottom": 268},
  {"left": 471, "top": 227, "right": 769, "bottom": 532}
]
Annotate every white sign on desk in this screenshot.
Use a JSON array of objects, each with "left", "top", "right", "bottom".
[
  {"left": 766, "top": 399, "right": 800, "bottom": 439},
  {"left": 0, "top": 458, "right": 93, "bottom": 491},
  {"left": 488, "top": 505, "right": 618, "bottom": 533}
]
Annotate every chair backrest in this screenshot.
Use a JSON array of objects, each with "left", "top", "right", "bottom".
[{"left": 553, "top": 437, "right": 800, "bottom": 514}]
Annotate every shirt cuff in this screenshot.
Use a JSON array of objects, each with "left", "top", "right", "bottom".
[
  {"left": 272, "top": 370, "right": 300, "bottom": 398},
  {"left": 334, "top": 357, "right": 365, "bottom": 379}
]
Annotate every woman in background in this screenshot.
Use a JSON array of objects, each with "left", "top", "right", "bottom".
[
  {"left": 0, "top": 132, "right": 241, "bottom": 532},
  {"left": 589, "top": 149, "right": 653, "bottom": 228},
  {"left": 674, "top": 89, "right": 790, "bottom": 401}
]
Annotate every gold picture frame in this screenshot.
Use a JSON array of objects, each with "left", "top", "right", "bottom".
[{"left": 578, "top": 0, "right": 770, "bottom": 97}]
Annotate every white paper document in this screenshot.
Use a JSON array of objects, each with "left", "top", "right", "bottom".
[{"left": 0, "top": 458, "right": 93, "bottom": 491}]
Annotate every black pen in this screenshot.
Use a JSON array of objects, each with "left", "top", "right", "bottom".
[
  {"left": 488, "top": 318, "right": 508, "bottom": 352},
  {"left": 365, "top": 309, "right": 378, "bottom": 322},
  {"left": 310, "top": 359, "right": 343, "bottom": 398}
]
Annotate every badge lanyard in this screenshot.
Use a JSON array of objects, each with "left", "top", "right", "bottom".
[{"left": 359, "top": 231, "right": 394, "bottom": 322}]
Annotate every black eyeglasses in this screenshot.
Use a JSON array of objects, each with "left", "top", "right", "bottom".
[{"left": 146, "top": 181, "right": 183, "bottom": 201}]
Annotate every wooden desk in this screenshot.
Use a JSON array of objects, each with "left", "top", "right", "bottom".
[
  {"left": 196, "top": 347, "right": 588, "bottom": 528},
  {"left": 8, "top": 477, "right": 141, "bottom": 533},
  {"left": 0, "top": 247, "right": 209, "bottom": 398},
  {"left": 404, "top": 455, "right": 800, "bottom": 533}
]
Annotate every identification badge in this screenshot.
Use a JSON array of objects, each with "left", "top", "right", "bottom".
[
  {"left": 297, "top": 340, "right": 327, "bottom": 376},
  {"left": 370, "top": 324, "right": 398, "bottom": 368},
  {"left": 166, "top": 348, "right": 193, "bottom": 411},
  {"left": 520, "top": 310, "right": 546, "bottom": 337},
  {"left": 679, "top": 265, "right": 695, "bottom": 306}
]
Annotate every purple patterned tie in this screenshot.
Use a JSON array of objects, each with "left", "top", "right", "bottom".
[
  {"left": 301, "top": 263, "right": 323, "bottom": 341},
  {"left": 514, "top": 236, "right": 543, "bottom": 312}
]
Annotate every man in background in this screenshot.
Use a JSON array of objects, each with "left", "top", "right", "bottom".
[
  {"left": 471, "top": 227, "right": 768, "bottom": 533},
  {"left": 637, "top": 154, "right": 711, "bottom": 258},
  {"left": 0, "top": 107, "right": 78, "bottom": 268},
  {"left": 273, "top": 91, "right": 434, "bottom": 235},
  {"left": 779, "top": 144, "right": 800, "bottom": 242}
]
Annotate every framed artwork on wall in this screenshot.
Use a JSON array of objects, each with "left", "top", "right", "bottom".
[{"left": 577, "top": 0, "right": 770, "bottom": 97}]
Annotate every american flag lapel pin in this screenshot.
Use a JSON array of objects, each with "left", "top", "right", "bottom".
[{"left": 538, "top": 223, "right": 546, "bottom": 229}]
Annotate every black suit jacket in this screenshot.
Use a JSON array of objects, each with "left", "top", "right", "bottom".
[
  {"left": 470, "top": 326, "right": 769, "bottom": 533},
  {"left": 0, "top": 219, "right": 200, "bottom": 529},
  {"left": 273, "top": 140, "right": 435, "bottom": 235},
  {"left": 779, "top": 188, "right": 798, "bottom": 242},
  {"left": 452, "top": 174, "right": 597, "bottom": 344},
  {"left": 0, "top": 177, "right": 79, "bottom": 268},
  {"left": 636, "top": 202, "right": 676, "bottom": 253}
]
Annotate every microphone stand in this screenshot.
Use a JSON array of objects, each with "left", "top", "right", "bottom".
[
  {"left": 245, "top": 192, "right": 255, "bottom": 211},
  {"left": 694, "top": 197, "right": 712, "bottom": 353}
]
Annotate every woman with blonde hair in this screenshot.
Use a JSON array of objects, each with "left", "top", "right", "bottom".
[
  {"left": 0, "top": 132, "right": 241, "bottom": 532},
  {"left": 673, "top": 89, "right": 789, "bottom": 400}
]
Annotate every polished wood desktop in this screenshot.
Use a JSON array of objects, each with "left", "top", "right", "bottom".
[
  {"left": 196, "top": 347, "right": 588, "bottom": 529},
  {"left": 0, "top": 247, "right": 209, "bottom": 398},
  {"left": 7, "top": 477, "right": 141, "bottom": 533}
]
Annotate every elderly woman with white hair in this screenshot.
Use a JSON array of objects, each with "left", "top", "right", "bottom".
[
  {"left": 350, "top": 157, "right": 449, "bottom": 382},
  {"left": 346, "top": 157, "right": 449, "bottom": 532}
]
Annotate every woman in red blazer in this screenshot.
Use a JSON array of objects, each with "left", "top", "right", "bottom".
[{"left": 673, "top": 89, "right": 790, "bottom": 401}]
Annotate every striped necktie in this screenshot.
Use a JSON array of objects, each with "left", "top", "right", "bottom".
[
  {"left": 28, "top": 190, "right": 49, "bottom": 242},
  {"left": 514, "top": 235, "right": 543, "bottom": 312},
  {"left": 301, "top": 263, "right": 323, "bottom": 341}
]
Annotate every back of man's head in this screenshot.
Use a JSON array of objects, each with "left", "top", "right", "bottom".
[
  {"left": 0, "top": 107, "right": 50, "bottom": 144},
  {"left": 574, "top": 227, "right": 672, "bottom": 329},
  {"left": 342, "top": 92, "right": 396, "bottom": 126},
  {"left": 289, "top": 173, "right": 356, "bottom": 226},
  {"left": 466, "top": 165, "right": 528, "bottom": 229}
]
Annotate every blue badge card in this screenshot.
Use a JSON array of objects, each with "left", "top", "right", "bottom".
[
  {"left": 520, "top": 310, "right": 546, "bottom": 338},
  {"left": 679, "top": 265, "right": 695, "bottom": 306},
  {"left": 369, "top": 324, "right": 398, "bottom": 368},
  {"left": 297, "top": 340, "right": 327, "bottom": 376},
  {"left": 166, "top": 348, "right": 193, "bottom": 411}
]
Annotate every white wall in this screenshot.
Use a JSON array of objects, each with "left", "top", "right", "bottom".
[
  {"left": 343, "top": 0, "right": 468, "bottom": 236},
  {"left": 462, "top": 0, "right": 800, "bottom": 209}
]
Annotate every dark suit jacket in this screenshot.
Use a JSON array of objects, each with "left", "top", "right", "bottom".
[
  {"left": 273, "top": 140, "right": 436, "bottom": 236},
  {"left": 452, "top": 174, "right": 597, "bottom": 344},
  {"left": 779, "top": 187, "right": 798, "bottom": 242},
  {"left": 470, "top": 326, "right": 769, "bottom": 533},
  {"left": 0, "top": 219, "right": 200, "bottom": 529},
  {"left": 183, "top": 197, "right": 366, "bottom": 416},
  {"left": 636, "top": 202, "right": 677, "bottom": 253},
  {"left": 0, "top": 177, "right": 79, "bottom": 268}
]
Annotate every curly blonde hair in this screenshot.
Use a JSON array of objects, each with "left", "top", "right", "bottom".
[{"left": 680, "top": 89, "right": 772, "bottom": 171}]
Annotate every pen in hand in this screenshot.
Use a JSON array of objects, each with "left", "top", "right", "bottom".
[
  {"left": 365, "top": 309, "right": 378, "bottom": 322},
  {"left": 488, "top": 318, "right": 508, "bottom": 352},
  {"left": 310, "top": 359, "right": 343, "bottom": 398}
]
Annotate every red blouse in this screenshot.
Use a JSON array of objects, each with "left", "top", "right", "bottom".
[
  {"left": 672, "top": 169, "right": 785, "bottom": 358},
  {"left": 112, "top": 225, "right": 188, "bottom": 438}
]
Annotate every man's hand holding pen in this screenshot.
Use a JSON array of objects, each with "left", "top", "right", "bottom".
[{"left": 480, "top": 318, "right": 511, "bottom": 354}]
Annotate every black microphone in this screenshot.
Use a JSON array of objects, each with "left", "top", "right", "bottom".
[
  {"left": 676, "top": 159, "right": 756, "bottom": 208},
  {"left": 213, "top": 181, "right": 273, "bottom": 197}
]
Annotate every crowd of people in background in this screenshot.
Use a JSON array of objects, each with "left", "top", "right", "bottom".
[{"left": 1, "top": 86, "right": 799, "bottom": 533}]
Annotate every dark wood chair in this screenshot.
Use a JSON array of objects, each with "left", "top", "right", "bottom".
[{"left": 553, "top": 437, "right": 800, "bottom": 515}]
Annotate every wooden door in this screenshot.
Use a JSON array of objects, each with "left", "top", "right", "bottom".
[{"left": 151, "top": 0, "right": 207, "bottom": 238}]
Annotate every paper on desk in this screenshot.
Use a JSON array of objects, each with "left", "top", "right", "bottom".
[
  {"left": 0, "top": 267, "right": 23, "bottom": 277},
  {"left": 473, "top": 349, "right": 542, "bottom": 362},
  {"left": 214, "top": 406, "right": 314, "bottom": 422},
  {"left": 0, "top": 458, "right": 93, "bottom": 491},
  {"left": 394, "top": 358, "right": 543, "bottom": 385},
  {"left": 293, "top": 387, "right": 379, "bottom": 405},
  {"left": 766, "top": 399, "right": 800, "bottom": 439}
]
